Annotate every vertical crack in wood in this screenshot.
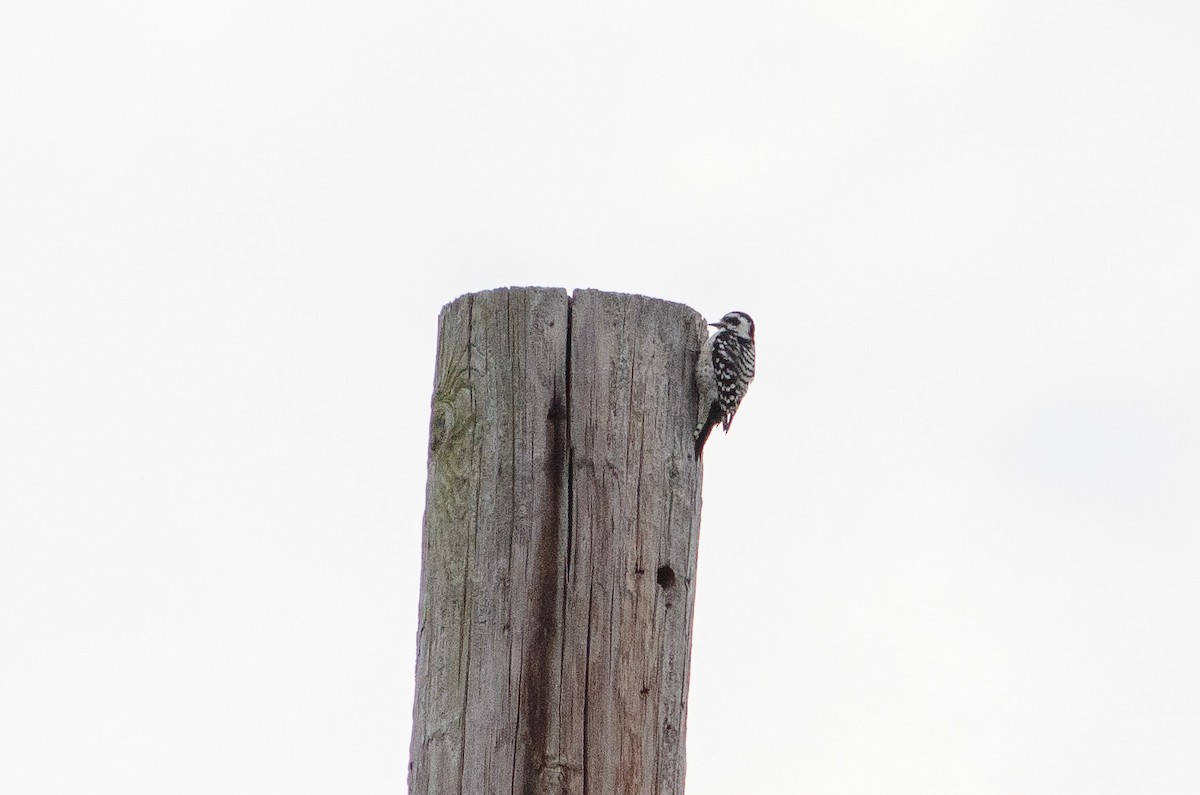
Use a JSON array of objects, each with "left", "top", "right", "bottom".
[
  {"left": 560, "top": 293, "right": 575, "bottom": 712},
  {"left": 510, "top": 667, "right": 523, "bottom": 795},
  {"left": 455, "top": 291, "right": 477, "bottom": 795},
  {"left": 582, "top": 584, "right": 594, "bottom": 795}
]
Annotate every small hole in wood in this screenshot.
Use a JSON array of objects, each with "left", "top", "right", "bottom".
[{"left": 656, "top": 565, "right": 676, "bottom": 589}]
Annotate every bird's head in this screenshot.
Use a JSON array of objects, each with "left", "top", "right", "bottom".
[{"left": 710, "top": 311, "right": 755, "bottom": 341}]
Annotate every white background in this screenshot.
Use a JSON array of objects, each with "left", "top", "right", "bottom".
[{"left": 3, "top": 2, "right": 1199, "bottom": 793}]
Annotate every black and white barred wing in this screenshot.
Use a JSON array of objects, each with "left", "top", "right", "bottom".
[{"left": 713, "top": 332, "right": 755, "bottom": 431}]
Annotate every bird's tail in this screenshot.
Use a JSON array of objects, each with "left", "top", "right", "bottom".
[{"left": 693, "top": 403, "right": 723, "bottom": 458}]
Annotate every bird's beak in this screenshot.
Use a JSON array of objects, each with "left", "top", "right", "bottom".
[{"left": 708, "top": 322, "right": 721, "bottom": 328}]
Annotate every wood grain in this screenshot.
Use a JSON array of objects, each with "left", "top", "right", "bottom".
[{"left": 409, "top": 287, "right": 707, "bottom": 795}]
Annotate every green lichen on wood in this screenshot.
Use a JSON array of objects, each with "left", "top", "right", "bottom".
[{"left": 427, "top": 341, "right": 478, "bottom": 532}]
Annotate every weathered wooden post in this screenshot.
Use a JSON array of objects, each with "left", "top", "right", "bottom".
[{"left": 409, "top": 287, "right": 706, "bottom": 795}]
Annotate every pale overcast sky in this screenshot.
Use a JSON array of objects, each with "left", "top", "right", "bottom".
[{"left": 3, "top": 1, "right": 1199, "bottom": 793}]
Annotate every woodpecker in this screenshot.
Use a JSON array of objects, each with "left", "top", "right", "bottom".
[{"left": 694, "top": 311, "right": 756, "bottom": 456}]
